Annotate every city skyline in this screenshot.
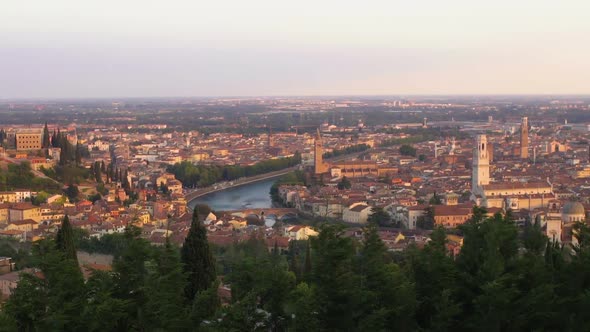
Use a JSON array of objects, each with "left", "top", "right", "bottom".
[{"left": 2, "top": 0, "right": 590, "bottom": 98}]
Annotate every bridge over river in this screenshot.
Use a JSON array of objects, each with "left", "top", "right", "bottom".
[{"left": 220, "top": 208, "right": 299, "bottom": 219}]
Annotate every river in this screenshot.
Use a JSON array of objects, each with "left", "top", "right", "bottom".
[{"left": 188, "top": 177, "right": 277, "bottom": 211}]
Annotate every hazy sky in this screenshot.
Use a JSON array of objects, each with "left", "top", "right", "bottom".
[{"left": 2, "top": 0, "right": 589, "bottom": 98}]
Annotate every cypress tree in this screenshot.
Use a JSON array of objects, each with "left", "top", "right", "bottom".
[
  {"left": 56, "top": 215, "right": 79, "bottom": 265},
  {"left": 51, "top": 129, "right": 58, "bottom": 147},
  {"left": 56, "top": 129, "right": 62, "bottom": 147},
  {"left": 59, "top": 147, "right": 66, "bottom": 166},
  {"left": 42, "top": 122, "right": 50, "bottom": 148},
  {"left": 181, "top": 209, "right": 216, "bottom": 302},
  {"left": 122, "top": 170, "right": 130, "bottom": 190},
  {"left": 75, "top": 143, "right": 82, "bottom": 165},
  {"left": 94, "top": 162, "right": 103, "bottom": 183}
]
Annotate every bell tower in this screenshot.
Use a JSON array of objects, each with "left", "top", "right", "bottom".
[
  {"left": 314, "top": 129, "right": 328, "bottom": 174},
  {"left": 472, "top": 134, "right": 490, "bottom": 192},
  {"left": 520, "top": 117, "right": 529, "bottom": 159}
]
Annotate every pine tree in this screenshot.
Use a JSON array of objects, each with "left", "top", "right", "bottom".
[
  {"left": 258, "top": 248, "right": 296, "bottom": 330},
  {"left": 144, "top": 242, "right": 189, "bottom": 330},
  {"left": 288, "top": 282, "right": 319, "bottom": 332},
  {"left": 55, "top": 215, "right": 79, "bottom": 265},
  {"left": 191, "top": 280, "right": 220, "bottom": 325},
  {"left": 181, "top": 209, "right": 216, "bottom": 302},
  {"left": 3, "top": 273, "right": 47, "bottom": 331},
  {"left": 357, "top": 223, "right": 416, "bottom": 330},
  {"left": 408, "top": 226, "right": 459, "bottom": 331},
  {"left": 112, "top": 226, "right": 152, "bottom": 331},
  {"left": 311, "top": 224, "right": 358, "bottom": 330},
  {"left": 82, "top": 271, "right": 129, "bottom": 331}
]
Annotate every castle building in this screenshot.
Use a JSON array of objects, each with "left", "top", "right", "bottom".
[{"left": 520, "top": 117, "right": 529, "bottom": 159}]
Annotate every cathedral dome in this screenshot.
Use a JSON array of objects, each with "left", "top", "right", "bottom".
[
  {"left": 562, "top": 201, "right": 585, "bottom": 223},
  {"left": 563, "top": 201, "right": 585, "bottom": 216}
]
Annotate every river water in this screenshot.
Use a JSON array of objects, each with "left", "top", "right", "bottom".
[{"left": 188, "top": 177, "right": 277, "bottom": 211}]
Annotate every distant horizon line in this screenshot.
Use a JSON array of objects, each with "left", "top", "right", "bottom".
[{"left": 2, "top": 93, "right": 590, "bottom": 102}]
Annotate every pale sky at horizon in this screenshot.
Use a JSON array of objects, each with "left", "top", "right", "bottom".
[{"left": 1, "top": 0, "right": 590, "bottom": 98}]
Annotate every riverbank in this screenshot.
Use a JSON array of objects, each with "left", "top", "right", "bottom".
[
  {"left": 188, "top": 177, "right": 279, "bottom": 211},
  {"left": 185, "top": 167, "right": 296, "bottom": 204}
]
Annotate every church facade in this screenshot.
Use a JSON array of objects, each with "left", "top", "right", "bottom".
[{"left": 471, "top": 134, "right": 555, "bottom": 210}]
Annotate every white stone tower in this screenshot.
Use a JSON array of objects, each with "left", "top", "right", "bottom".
[
  {"left": 185, "top": 132, "right": 191, "bottom": 148},
  {"left": 472, "top": 134, "right": 490, "bottom": 192}
]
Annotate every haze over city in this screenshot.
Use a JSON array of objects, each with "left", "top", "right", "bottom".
[
  {"left": 2, "top": 0, "right": 590, "bottom": 98},
  {"left": 4, "top": 2, "right": 590, "bottom": 331}
]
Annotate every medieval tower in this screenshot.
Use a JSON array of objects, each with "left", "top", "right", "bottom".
[
  {"left": 520, "top": 117, "right": 529, "bottom": 159},
  {"left": 472, "top": 134, "right": 490, "bottom": 192},
  {"left": 314, "top": 129, "right": 328, "bottom": 174}
]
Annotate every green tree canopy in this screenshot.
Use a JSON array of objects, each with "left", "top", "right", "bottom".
[{"left": 399, "top": 144, "right": 417, "bottom": 156}]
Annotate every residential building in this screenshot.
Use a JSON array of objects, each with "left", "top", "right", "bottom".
[
  {"left": 284, "top": 225, "right": 318, "bottom": 240},
  {"left": 342, "top": 203, "right": 372, "bottom": 224},
  {"left": 0, "top": 192, "right": 17, "bottom": 204},
  {"left": 4, "top": 219, "right": 38, "bottom": 232},
  {"left": 9, "top": 203, "right": 42, "bottom": 223}
]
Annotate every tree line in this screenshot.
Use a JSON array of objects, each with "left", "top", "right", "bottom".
[
  {"left": 168, "top": 152, "right": 301, "bottom": 188},
  {"left": 322, "top": 144, "right": 370, "bottom": 159},
  {"left": 90, "top": 160, "right": 130, "bottom": 190},
  {"left": 379, "top": 127, "right": 470, "bottom": 148},
  {"left": 1, "top": 211, "right": 217, "bottom": 331},
  {"left": 3, "top": 207, "right": 590, "bottom": 331}
]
